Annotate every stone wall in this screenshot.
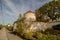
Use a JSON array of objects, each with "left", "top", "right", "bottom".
[
  {"left": 26, "top": 22, "right": 49, "bottom": 32},
  {"left": 26, "top": 21, "right": 60, "bottom": 32}
]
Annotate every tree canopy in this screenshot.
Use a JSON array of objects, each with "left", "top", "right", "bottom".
[{"left": 35, "top": 0, "right": 60, "bottom": 22}]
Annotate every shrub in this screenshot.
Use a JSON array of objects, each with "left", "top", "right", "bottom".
[
  {"left": 33, "top": 32, "right": 57, "bottom": 40},
  {"left": 34, "top": 32, "right": 43, "bottom": 40},
  {"left": 6, "top": 26, "right": 13, "bottom": 31},
  {"left": 0, "top": 24, "right": 3, "bottom": 29},
  {"left": 23, "top": 32, "right": 34, "bottom": 40},
  {"left": 42, "top": 34, "right": 56, "bottom": 40},
  {"left": 43, "top": 28, "right": 60, "bottom": 40},
  {"left": 44, "top": 28, "right": 60, "bottom": 35},
  {"left": 0, "top": 26, "right": 2, "bottom": 29}
]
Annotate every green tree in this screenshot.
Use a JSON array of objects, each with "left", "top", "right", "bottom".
[
  {"left": 13, "top": 14, "right": 31, "bottom": 36},
  {"left": 35, "top": 0, "right": 60, "bottom": 22}
]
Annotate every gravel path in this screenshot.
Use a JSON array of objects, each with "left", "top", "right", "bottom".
[
  {"left": 0, "top": 28, "right": 23, "bottom": 40},
  {"left": 0, "top": 28, "right": 8, "bottom": 40},
  {"left": 6, "top": 30, "right": 23, "bottom": 40}
]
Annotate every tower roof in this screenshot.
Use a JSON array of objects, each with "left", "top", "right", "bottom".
[
  {"left": 26, "top": 10, "right": 34, "bottom": 13},
  {"left": 24, "top": 10, "right": 35, "bottom": 15}
]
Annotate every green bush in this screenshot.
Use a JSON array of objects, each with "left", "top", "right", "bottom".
[
  {"left": 43, "top": 28, "right": 60, "bottom": 40},
  {"left": 0, "top": 26, "right": 2, "bottom": 29},
  {"left": 23, "top": 32, "right": 34, "bottom": 40},
  {"left": 44, "top": 28, "right": 60, "bottom": 35},
  {"left": 34, "top": 32, "right": 43, "bottom": 40},
  {"left": 34, "top": 32, "right": 57, "bottom": 40},
  {"left": 6, "top": 26, "right": 13, "bottom": 31},
  {"left": 0, "top": 24, "right": 3, "bottom": 29}
]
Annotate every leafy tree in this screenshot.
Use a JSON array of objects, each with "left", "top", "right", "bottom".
[
  {"left": 35, "top": 0, "right": 60, "bottom": 22},
  {"left": 13, "top": 14, "right": 31, "bottom": 36}
]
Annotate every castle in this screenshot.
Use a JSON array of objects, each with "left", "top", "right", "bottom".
[
  {"left": 24, "top": 10, "right": 60, "bottom": 32},
  {"left": 24, "top": 10, "right": 49, "bottom": 32},
  {"left": 13, "top": 10, "right": 60, "bottom": 32},
  {"left": 24, "top": 10, "right": 36, "bottom": 22}
]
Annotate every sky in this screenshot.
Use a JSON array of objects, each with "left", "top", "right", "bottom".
[{"left": 0, "top": 0, "right": 52, "bottom": 25}]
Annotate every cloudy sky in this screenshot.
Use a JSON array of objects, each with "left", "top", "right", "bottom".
[{"left": 0, "top": 0, "right": 52, "bottom": 25}]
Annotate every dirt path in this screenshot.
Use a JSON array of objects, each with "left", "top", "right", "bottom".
[{"left": 0, "top": 28, "right": 23, "bottom": 40}]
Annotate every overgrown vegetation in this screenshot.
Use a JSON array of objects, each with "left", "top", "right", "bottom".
[
  {"left": 43, "top": 27, "right": 60, "bottom": 40},
  {"left": 12, "top": 14, "right": 60, "bottom": 40},
  {"left": 13, "top": 14, "right": 30, "bottom": 36},
  {"left": 13, "top": 0, "right": 60, "bottom": 40},
  {"left": 0, "top": 24, "right": 3, "bottom": 29},
  {"left": 5, "top": 25, "right": 13, "bottom": 31},
  {"left": 35, "top": 0, "right": 60, "bottom": 22}
]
